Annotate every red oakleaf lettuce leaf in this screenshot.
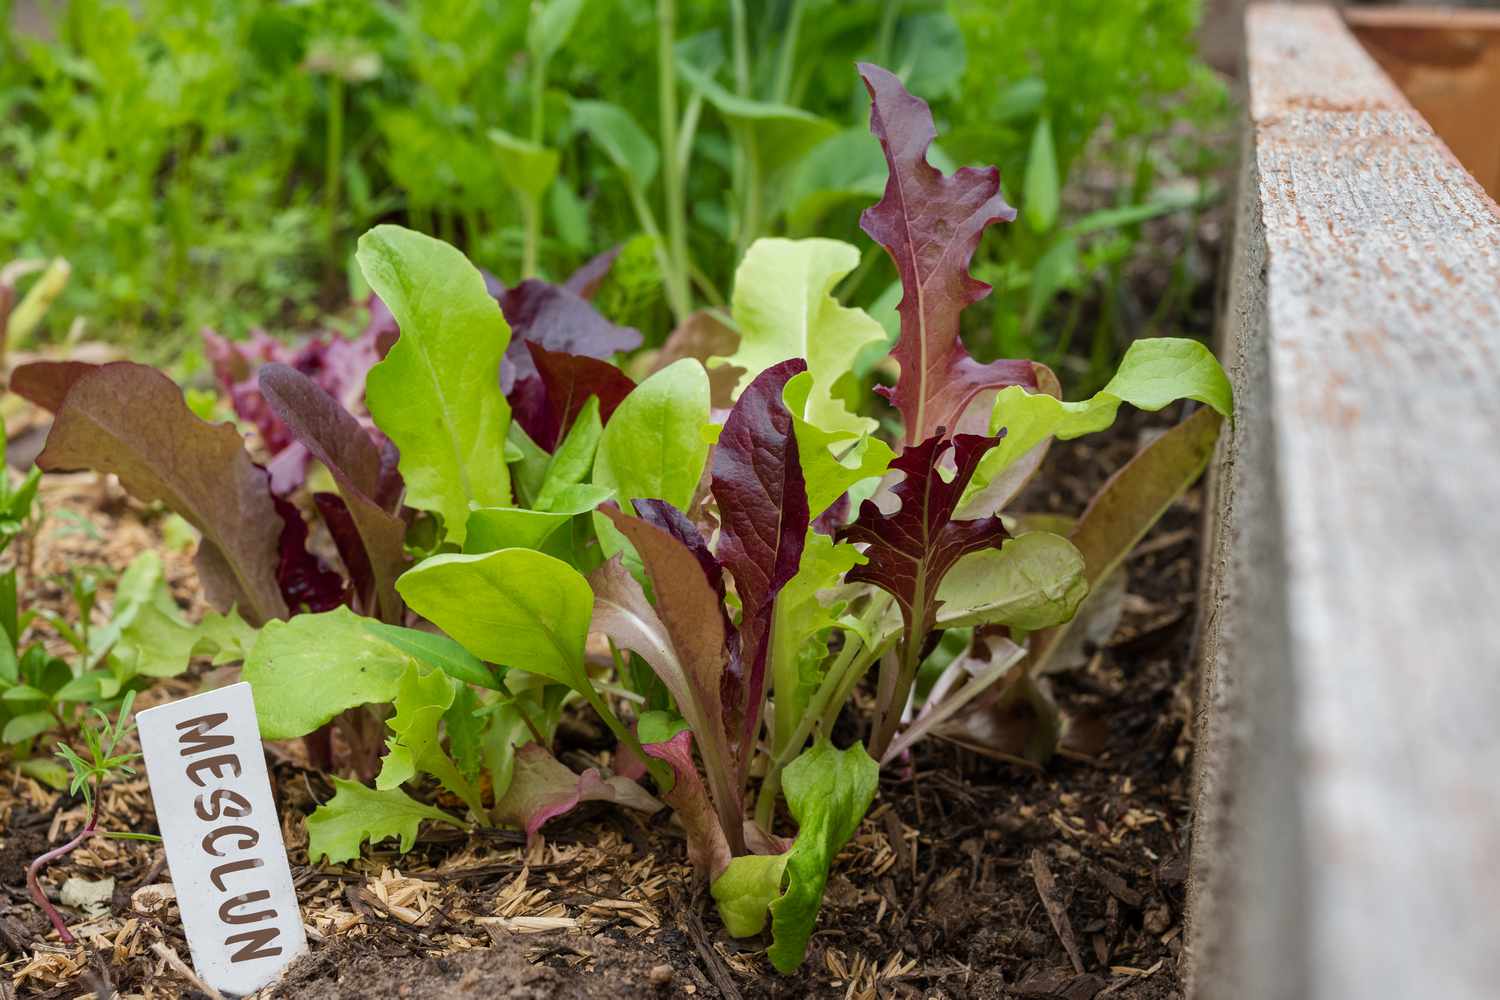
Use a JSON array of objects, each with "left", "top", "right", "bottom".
[
  {"left": 512, "top": 341, "right": 637, "bottom": 451},
  {"left": 710, "top": 359, "right": 810, "bottom": 755},
  {"left": 259, "top": 363, "right": 409, "bottom": 622},
  {"left": 497, "top": 279, "right": 642, "bottom": 395},
  {"left": 837, "top": 431, "right": 1008, "bottom": 755},
  {"left": 856, "top": 62, "right": 1035, "bottom": 445},
  {"left": 838, "top": 432, "right": 1008, "bottom": 637},
  {"left": 11, "top": 361, "right": 290, "bottom": 625}
]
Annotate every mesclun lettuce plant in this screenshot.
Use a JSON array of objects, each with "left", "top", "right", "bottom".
[{"left": 7, "top": 62, "right": 1231, "bottom": 975}]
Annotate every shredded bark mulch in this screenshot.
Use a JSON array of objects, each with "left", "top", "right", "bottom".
[{"left": 1, "top": 404, "right": 1201, "bottom": 1000}]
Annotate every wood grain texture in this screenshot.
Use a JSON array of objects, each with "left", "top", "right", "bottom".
[{"left": 1188, "top": 6, "right": 1500, "bottom": 1000}]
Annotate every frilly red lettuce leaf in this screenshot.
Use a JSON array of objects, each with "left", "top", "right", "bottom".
[
  {"left": 837, "top": 430, "right": 1009, "bottom": 755},
  {"left": 202, "top": 312, "right": 391, "bottom": 494},
  {"left": 856, "top": 62, "right": 1035, "bottom": 445},
  {"left": 271, "top": 495, "right": 348, "bottom": 615},
  {"left": 838, "top": 431, "right": 1009, "bottom": 639}
]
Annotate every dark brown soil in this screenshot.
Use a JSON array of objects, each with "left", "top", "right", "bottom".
[
  {"left": 273, "top": 934, "right": 676, "bottom": 1000},
  {"left": 1, "top": 405, "right": 1203, "bottom": 1000}
]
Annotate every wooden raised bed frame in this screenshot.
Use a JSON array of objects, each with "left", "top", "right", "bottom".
[{"left": 1187, "top": 5, "right": 1500, "bottom": 1000}]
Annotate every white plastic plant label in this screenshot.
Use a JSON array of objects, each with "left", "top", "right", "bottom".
[{"left": 137, "top": 682, "right": 308, "bottom": 996}]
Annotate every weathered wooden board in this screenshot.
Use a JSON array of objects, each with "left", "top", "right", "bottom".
[{"left": 1187, "top": 6, "right": 1500, "bottom": 1000}]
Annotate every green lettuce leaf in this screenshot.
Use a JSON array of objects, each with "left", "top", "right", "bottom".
[
  {"left": 934, "top": 531, "right": 1089, "bottom": 631},
  {"left": 965, "top": 337, "right": 1231, "bottom": 513},
  {"left": 592, "top": 359, "right": 711, "bottom": 556},
  {"left": 359, "top": 620, "right": 499, "bottom": 691},
  {"left": 243, "top": 607, "right": 414, "bottom": 740},
  {"left": 306, "top": 776, "right": 465, "bottom": 864},
  {"left": 397, "top": 548, "right": 634, "bottom": 751},
  {"left": 535, "top": 395, "right": 604, "bottom": 512},
  {"left": 783, "top": 372, "right": 894, "bottom": 518},
  {"left": 712, "top": 741, "right": 879, "bottom": 972},
  {"left": 717, "top": 238, "right": 887, "bottom": 436},
  {"left": 98, "top": 552, "right": 256, "bottom": 682},
  {"left": 359, "top": 225, "right": 513, "bottom": 544},
  {"left": 397, "top": 549, "right": 591, "bottom": 687},
  {"left": 769, "top": 532, "right": 865, "bottom": 755},
  {"left": 1029, "top": 406, "right": 1224, "bottom": 676},
  {"left": 376, "top": 663, "right": 484, "bottom": 817}
]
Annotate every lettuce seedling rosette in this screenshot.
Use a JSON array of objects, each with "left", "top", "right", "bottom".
[{"left": 9, "top": 63, "right": 1230, "bottom": 972}]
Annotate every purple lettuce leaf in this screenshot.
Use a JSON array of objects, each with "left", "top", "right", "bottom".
[
  {"left": 497, "top": 279, "right": 642, "bottom": 395},
  {"left": 710, "top": 360, "right": 810, "bottom": 757},
  {"left": 259, "top": 363, "right": 409, "bottom": 622},
  {"left": 202, "top": 312, "right": 390, "bottom": 494},
  {"left": 857, "top": 62, "right": 1036, "bottom": 445},
  {"left": 512, "top": 342, "right": 638, "bottom": 451},
  {"left": 563, "top": 245, "right": 622, "bottom": 299},
  {"left": 494, "top": 743, "right": 662, "bottom": 845},
  {"left": 271, "top": 495, "right": 348, "bottom": 615},
  {"left": 314, "top": 492, "right": 376, "bottom": 611}
]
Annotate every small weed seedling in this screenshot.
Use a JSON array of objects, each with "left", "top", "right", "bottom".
[{"left": 27, "top": 691, "right": 159, "bottom": 943}]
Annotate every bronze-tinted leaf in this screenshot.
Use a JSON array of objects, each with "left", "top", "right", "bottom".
[
  {"left": 14, "top": 361, "right": 288, "bottom": 624},
  {"left": 653, "top": 310, "right": 743, "bottom": 409}
]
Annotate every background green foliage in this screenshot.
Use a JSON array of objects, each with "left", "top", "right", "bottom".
[{"left": 0, "top": 0, "right": 1225, "bottom": 377}]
